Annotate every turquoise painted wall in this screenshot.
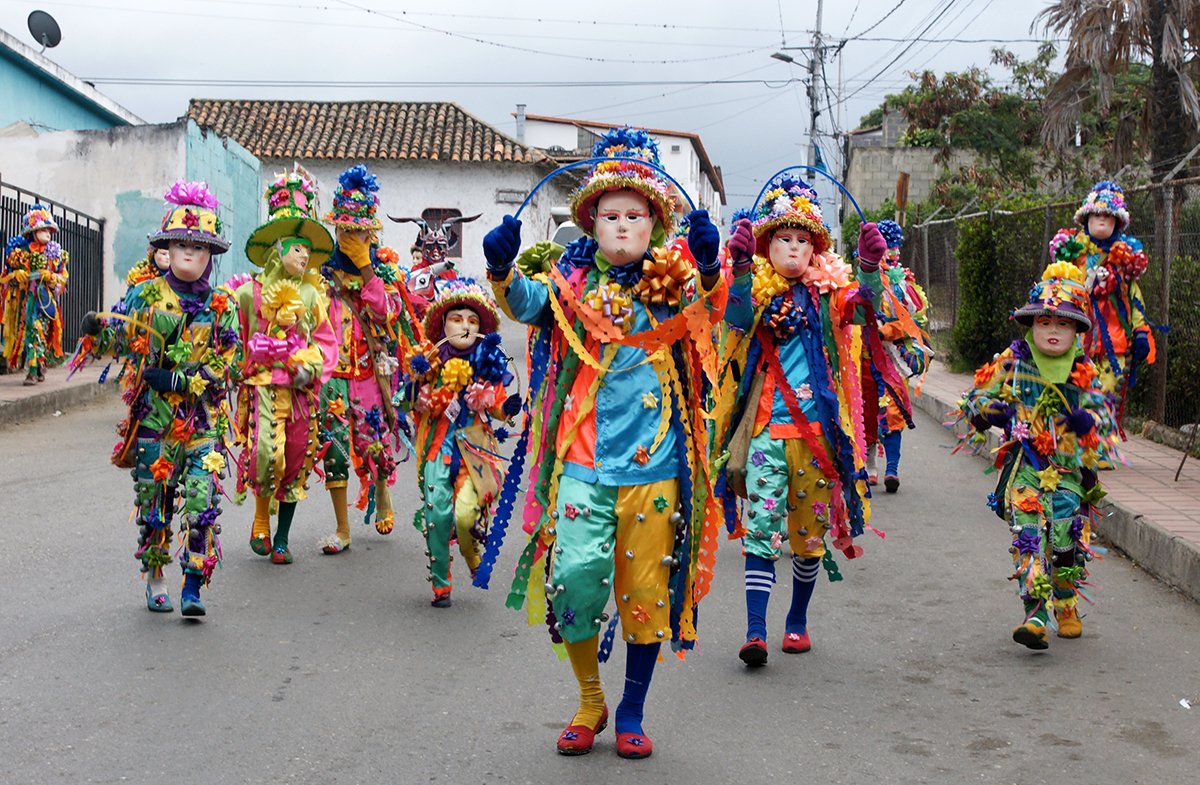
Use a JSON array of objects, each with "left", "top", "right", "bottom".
[
  {"left": 185, "top": 119, "right": 262, "bottom": 281},
  {"left": 0, "top": 51, "right": 129, "bottom": 131},
  {"left": 112, "top": 190, "right": 167, "bottom": 282}
]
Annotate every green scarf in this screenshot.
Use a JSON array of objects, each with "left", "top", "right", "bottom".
[{"left": 1025, "top": 332, "right": 1079, "bottom": 385}]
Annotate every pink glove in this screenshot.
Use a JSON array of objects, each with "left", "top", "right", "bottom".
[
  {"left": 857, "top": 223, "right": 887, "bottom": 271},
  {"left": 728, "top": 219, "right": 755, "bottom": 265}
]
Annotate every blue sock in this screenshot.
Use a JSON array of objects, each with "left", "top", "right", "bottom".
[
  {"left": 784, "top": 556, "right": 820, "bottom": 634},
  {"left": 744, "top": 554, "right": 775, "bottom": 641},
  {"left": 181, "top": 572, "right": 202, "bottom": 603},
  {"left": 614, "top": 642, "right": 660, "bottom": 736},
  {"left": 881, "top": 429, "right": 902, "bottom": 477}
]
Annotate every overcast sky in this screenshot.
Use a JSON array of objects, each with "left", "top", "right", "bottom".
[{"left": 1, "top": 0, "right": 1062, "bottom": 216}]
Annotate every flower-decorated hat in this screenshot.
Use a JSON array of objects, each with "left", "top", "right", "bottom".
[
  {"left": 324, "top": 164, "right": 382, "bottom": 231},
  {"left": 1073, "top": 179, "right": 1129, "bottom": 233},
  {"left": 148, "top": 181, "right": 229, "bottom": 254},
  {"left": 423, "top": 276, "right": 500, "bottom": 345},
  {"left": 751, "top": 175, "right": 831, "bottom": 257},
  {"left": 570, "top": 127, "right": 677, "bottom": 238},
  {"left": 245, "top": 167, "right": 335, "bottom": 268},
  {"left": 21, "top": 204, "right": 58, "bottom": 237},
  {"left": 1013, "top": 261, "right": 1092, "bottom": 333},
  {"left": 877, "top": 219, "right": 905, "bottom": 250}
]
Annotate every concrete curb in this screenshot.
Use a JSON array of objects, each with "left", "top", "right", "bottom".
[
  {"left": 0, "top": 380, "right": 118, "bottom": 429},
  {"left": 912, "top": 386, "right": 1200, "bottom": 605}
]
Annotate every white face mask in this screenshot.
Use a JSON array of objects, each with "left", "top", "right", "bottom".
[
  {"left": 279, "top": 241, "right": 312, "bottom": 278},
  {"left": 1088, "top": 214, "right": 1117, "bottom": 241},
  {"left": 443, "top": 307, "right": 481, "bottom": 350},
  {"left": 593, "top": 190, "right": 656, "bottom": 266},
  {"left": 1031, "top": 314, "right": 1078, "bottom": 357},
  {"left": 168, "top": 241, "right": 212, "bottom": 282},
  {"left": 768, "top": 228, "right": 814, "bottom": 279}
]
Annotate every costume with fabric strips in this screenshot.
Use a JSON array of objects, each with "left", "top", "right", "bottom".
[
  {"left": 1048, "top": 181, "right": 1157, "bottom": 431},
  {"left": 408, "top": 277, "right": 518, "bottom": 607},
  {"left": 715, "top": 176, "right": 891, "bottom": 666},
  {"left": 2, "top": 204, "right": 69, "bottom": 383},
  {"left": 955, "top": 261, "right": 1120, "bottom": 650},
  {"left": 481, "top": 127, "right": 727, "bottom": 759},
  {"left": 234, "top": 169, "right": 339, "bottom": 565},
  {"left": 317, "top": 164, "right": 423, "bottom": 553},
  {"left": 77, "top": 181, "right": 240, "bottom": 616},
  {"left": 860, "top": 219, "right": 932, "bottom": 492}
]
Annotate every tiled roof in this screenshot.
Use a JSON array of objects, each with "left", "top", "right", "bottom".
[{"left": 186, "top": 100, "right": 547, "bottom": 164}]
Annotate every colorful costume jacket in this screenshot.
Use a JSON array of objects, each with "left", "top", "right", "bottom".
[
  {"left": 318, "top": 246, "right": 422, "bottom": 513},
  {"left": 869, "top": 260, "right": 932, "bottom": 433},
  {"left": 956, "top": 339, "right": 1119, "bottom": 611},
  {"left": 479, "top": 236, "right": 727, "bottom": 652},
  {"left": 717, "top": 255, "right": 890, "bottom": 570},
  {"left": 410, "top": 333, "right": 514, "bottom": 594},
  {"left": 234, "top": 271, "right": 338, "bottom": 503},
  {"left": 2, "top": 237, "right": 69, "bottom": 371},
  {"left": 83, "top": 276, "right": 240, "bottom": 582}
]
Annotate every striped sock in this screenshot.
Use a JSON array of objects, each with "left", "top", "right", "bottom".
[
  {"left": 744, "top": 554, "right": 776, "bottom": 641},
  {"left": 785, "top": 556, "right": 821, "bottom": 634}
]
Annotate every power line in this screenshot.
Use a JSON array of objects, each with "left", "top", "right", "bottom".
[
  {"left": 557, "top": 62, "right": 780, "bottom": 118},
  {"left": 83, "top": 77, "right": 803, "bottom": 88},
  {"left": 845, "top": 0, "right": 912, "bottom": 42}
]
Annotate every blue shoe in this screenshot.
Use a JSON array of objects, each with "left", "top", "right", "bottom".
[
  {"left": 146, "top": 582, "right": 173, "bottom": 613},
  {"left": 180, "top": 573, "right": 206, "bottom": 617}
]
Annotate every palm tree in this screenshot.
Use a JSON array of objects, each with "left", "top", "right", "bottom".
[{"left": 1037, "top": 0, "right": 1200, "bottom": 179}]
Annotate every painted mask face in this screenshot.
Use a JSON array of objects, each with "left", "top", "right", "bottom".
[
  {"left": 279, "top": 239, "right": 312, "bottom": 278},
  {"left": 153, "top": 248, "right": 172, "bottom": 271},
  {"left": 769, "top": 227, "right": 815, "bottom": 279},
  {"left": 444, "top": 306, "right": 481, "bottom": 350},
  {"left": 1031, "top": 314, "right": 1078, "bottom": 357},
  {"left": 593, "top": 190, "right": 656, "bottom": 266},
  {"left": 33, "top": 228, "right": 53, "bottom": 245},
  {"left": 1088, "top": 214, "right": 1117, "bottom": 241},
  {"left": 168, "top": 240, "right": 212, "bottom": 283}
]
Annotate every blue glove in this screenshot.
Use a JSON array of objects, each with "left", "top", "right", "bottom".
[
  {"left": 1132, "top": 330, "right": 1151, "bottom": 365},
  {"left": 483, "top": 216, "right": 522, "bottom": 277},
  {"left": 502, "top": 393, "right": 522, "bottom": 417},
  {"left": 686, "top": 209, "right": 721, "bottom": 276},
  {"left": 142, "top": 367, "right": 182, "bottom": 393},
  {"left": 1062, "top": 407, "right": 1095, "bottom": 436}
]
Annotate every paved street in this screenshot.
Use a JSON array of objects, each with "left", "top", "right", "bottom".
[{"left": 3, "top": 394, "right": 1199, "bottom": 785}]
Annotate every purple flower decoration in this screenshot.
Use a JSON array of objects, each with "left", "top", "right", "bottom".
[
  {"left": 811, "top": 501, "right": 828, "bottom": 516},
  {"left": 1068, "top": 517, "right": 1085, "bottom": 542},
  {"left": 1013, "top": 529, "right": 1041, "bottom": 555},
  {"left": 1010, "top": 339, "right": 1032, "bottom": 361},
  {"left": 179, "top": 296, "right": 205, "bottom": 316},
  {"left": 750, "top": 449, "right": 766, "bottom": 467},
  {"left": 561, "top": 608, "right": 576, "bottom": 626},
  {"left": 165, "top": 180, "right": 219, "bottom": 210},
  {"left": 195, "top": 506, "right": 220, "bottom": 528},
  {"left": 763, "top": 498, "right": 777, "bottom": 511}
]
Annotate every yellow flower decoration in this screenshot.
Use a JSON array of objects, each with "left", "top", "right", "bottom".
[
  {"left": 793, "top": 196, "right": 814, "bottom": 214},
  {"left": 751, "top": 258, "right": 790, "bottom": 304},
  {"left": 201, "top": 452, "right": 226, "bottom": 473},
  {"left": 1036, "top": 465, "right": 1062, "bottom": 491},
  {"left": 1042, "top": 261, "right": 1085, "bottom": 283},
  {"left": 189, "top": 374, "right": 210, "bottom": 396},
  {"left": 441, "top": 357, "right": 474, "bottom": 392},
  {"left": 262, "top": 280, "right": 305, "bottom": 329}
]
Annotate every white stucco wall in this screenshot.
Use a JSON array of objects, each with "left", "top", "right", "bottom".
[{"left": 260, "top": 158, "right": 573, "bottom": 280}]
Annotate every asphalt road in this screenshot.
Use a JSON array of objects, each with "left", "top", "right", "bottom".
[{"left": 2, "top": 390, "right": 1199, "bottom": 784}]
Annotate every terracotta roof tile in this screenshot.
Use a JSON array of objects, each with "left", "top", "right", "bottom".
[{"left": 186, "top": 99, "right": 548, "bottom": 165}]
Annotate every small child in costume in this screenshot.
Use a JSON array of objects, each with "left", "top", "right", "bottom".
[
  {"left": 718, "top": 175, "right": 891, "bottom": 667},
  {"left": 234, "top": 169, "right": 339, "bottom": 565},
  {"left": 125, "top": 244, "right": 172, "bottom": 288},
  {"left": 79, "top": 181, "right": 240, "bottom": 616},
  {"left": 409, "top": 277, "right": 520, "bottom": 607},
  {"left": 482, "top": 127, "right": 727, "bottom": 759},
  {"left": 862, "top": 219, "right": 931, "bottom": 492},
  {"left": 1048, "top": 180, "right": 1156, "bottom": 432},
  {"left": 316, "top": 164, "right": 423, "bottom": 553},
  {"left": 2, "top": 204, "right": 70, "bottom": 385},
  {"left": 957, "top": 261, "right": 1119, "bottom": 650}
]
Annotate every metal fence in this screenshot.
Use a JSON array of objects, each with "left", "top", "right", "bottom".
[
  {"left": 905, "top": 176, "right": 1200, "bottom": 431},
  {"left": 1, "top": 180, "right": 105, "bottom": 358}
]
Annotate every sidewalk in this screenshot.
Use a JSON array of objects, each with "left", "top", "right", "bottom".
[
  {"left": 0, "top": 364, "right": 117, "bottom": 428},
  {"left": 915, "top": 359, "right": 1200, "bottom": 603}
]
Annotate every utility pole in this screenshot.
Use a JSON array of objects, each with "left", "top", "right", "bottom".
[{"left": 807, "top": 0, "right": 823, "bottom": 168}]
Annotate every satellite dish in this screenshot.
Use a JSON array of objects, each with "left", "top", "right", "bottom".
[{"left": 27, "top": 10, "right": 62, "bottom": 51}]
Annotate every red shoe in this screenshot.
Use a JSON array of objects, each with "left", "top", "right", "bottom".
[
  {"left": 739, "top": 637, "right": 768, "bottom": 667},
  {"left": 782, "top": 630, "right": 811, "bottom": 653},
  {"left": 616, "top": 730, "right": 653, "bottom": 759},
  {"left": 556, "top": 705, "right": 608, "bottom": 755}
]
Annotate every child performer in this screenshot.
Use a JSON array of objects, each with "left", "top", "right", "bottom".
[
  {"left": 410, "top": 277, "right": 520, "bottom": 607},
  {"left": 718, "top": 176, "right": 890, "bottom": 667},
  {"left": 482, "top": 127, "right": 726, "bottom": 759},
  {"left": 2, "top": 204, "right": 69, "bottom": 384},
  {"left": 235, "top": 169, "right": 339, "bottom": 564},
  {"left": 957, "top": 261, "right": 1119, "bottom": 649}
]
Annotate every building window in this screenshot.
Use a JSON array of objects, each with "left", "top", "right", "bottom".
[
  {"left": 421, "top": 208, "right": 464, "bottom": 258},
  {"left": 671, "top": 144, "right": 682, "bottom": 153}
]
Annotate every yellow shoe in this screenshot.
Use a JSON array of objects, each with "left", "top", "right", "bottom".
[
  {"left": 1055, "top": 606, "right": 1083, "bottom": 638},
  {"left": 375, "top": 511, "right": 395, "bottom": 535},
  {"left": 1012, "top": 619, "right": 1049, "bottom": 650}
]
